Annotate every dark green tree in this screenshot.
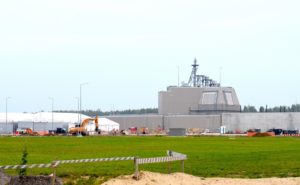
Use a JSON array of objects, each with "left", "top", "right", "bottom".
[
  {"left": 243, "top": 105, "right": 257, "bottom": 112},
  {"left": 259, "top": 106, "right": 265, "bottom": 112}
]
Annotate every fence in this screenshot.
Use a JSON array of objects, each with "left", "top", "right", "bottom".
[
  {"left": 283, "top": 134, "right": 300, "bottom": 137},
  {"left": 134, "top": 150, "right": 187, "bottom": 179},
  {"left": 0, "top": 151, "right": 187, "bottom": 183}
]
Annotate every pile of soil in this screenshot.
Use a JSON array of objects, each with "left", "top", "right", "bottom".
[
  {"left": 0, "top": 170, "right": 11, "bottom": 185},
  {"left": 10, "top": 176, "right": 62, "bottom": 185},
  {"left": 0, "top": 170, "right": 62, "bottom": 185},
  {"left": 102, "top": 171, "right": 300, "bottom": 185}
]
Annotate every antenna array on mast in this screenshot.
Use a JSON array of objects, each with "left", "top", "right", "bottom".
[{"left": 186, "top": 58, "right": 220, "bottom": 87}]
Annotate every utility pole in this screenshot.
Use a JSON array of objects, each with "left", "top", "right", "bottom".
[
  {"left": 79, "top": 83, "right": 88, "bottom": 123},
  {"left": 5, "top": 97, "right": 11, "bottom": 134},
  {"left": 177, "top": 66, "right": 180, "bottom": 87},
  {"left": 74, "top": 97, "right": 80, "bottom": 124},
  {"left": 219, "top": 67, "right": 223, "bottom": 86},
  {"left": 49, "top": 97, "right": 54, "bottom": 130}
]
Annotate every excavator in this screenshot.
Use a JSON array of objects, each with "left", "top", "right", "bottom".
[{"left": 69, "top": 116, "right": 99, "bottom": 136}]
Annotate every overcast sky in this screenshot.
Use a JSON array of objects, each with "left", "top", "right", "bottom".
[{"left": 0, "top": 0, "right": 299, "bottom": 112}]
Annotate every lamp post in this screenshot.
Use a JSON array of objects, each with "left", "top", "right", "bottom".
[
  {"left": 5, "top": 97, "right": 11, "bottom": 134},
  {"left": 74, "top": 97, "right": 80, "bottom": 136},
  {"left": 79, "top": 82, "right": 88, "bottom": 123},
  {"left": 74, "top": 97, "right": 80, "bottom": 124},
  {"left": 48, "top": 97, "right": 54, "bottom": 130}
]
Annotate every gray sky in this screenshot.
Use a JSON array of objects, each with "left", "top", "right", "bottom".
[{"left": 0, "top": 0, "right": 300, "bottom": 112}]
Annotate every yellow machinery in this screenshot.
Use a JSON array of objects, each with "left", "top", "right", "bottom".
[{"left": 69, "top": 116, "right": 99, "bottom": 136}]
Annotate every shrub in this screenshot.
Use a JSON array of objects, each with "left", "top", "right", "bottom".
[{"left": 18, "top": 146, "right": 28, "bottom": 176}]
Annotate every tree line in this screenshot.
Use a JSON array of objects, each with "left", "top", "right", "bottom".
[
  {"left": 56, "top": 108, "right": 158, "bottom": 117},
  {"left": 243, "top": 104, "right": 300, "bottom": 113},
  {"left": 56, "top": 104, "right": 300, "bottom": 116}
]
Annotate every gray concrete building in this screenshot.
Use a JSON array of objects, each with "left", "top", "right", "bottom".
[
  {"left": 158, "top": 86, "right": 240, "bottom": 115},
  {"left": 222, "top": 113, "right": 300, "bottom": 132},
  {"left": 158, "top": 59, "right": 240, "bottom": 115},
  {"left": 107, "top": 113, "right": 300, "bottom": 133},
  {"left": 106, "top": 115, "right": 163, "bottom": 130}
]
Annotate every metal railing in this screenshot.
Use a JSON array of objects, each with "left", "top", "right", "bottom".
[
  {"left": 0, "top": 151, "right": 187, "bottom": 183},
  {"left": 133, "top": 150, "right": 187, "bottom": 179}
]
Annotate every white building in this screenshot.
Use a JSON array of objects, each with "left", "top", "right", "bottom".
[{"left": 0, "top": 112, "right": 119, "bottom": 134}]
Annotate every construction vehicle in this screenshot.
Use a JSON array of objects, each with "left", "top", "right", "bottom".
[
  {"left": 15, "top": 128, "right": 39, "bottom": 136},
  {"left": 247, "top": 129, "right": 275, "bottom": 137},
  {"left": 267, "top": 128, "right": 283, "bottom": 135},
  {"left": 48, "top": 128, "right": 67, "bottom": 136},
  {"left": 69, "top": 116, "right": 99, "bottom": 136}
]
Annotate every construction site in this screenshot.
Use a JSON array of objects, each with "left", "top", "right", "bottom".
[
  {"left": 0, "top": 60, "right": 299, "bottom": 185},
  {"left": 105, "top": 59, "right": 300, "bottom": 136},
  {"left": 0, "top": 112, "right": 119, "bottom": 136},
  {"left": 0, "top": 59, "right": 299, "bottom": 137}
]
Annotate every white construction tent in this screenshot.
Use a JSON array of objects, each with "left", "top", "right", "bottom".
[
  {"left": 99, "top": 118, "right": 120, "bottom": 132},
  {"left": 0, "top": 112, "right": 120, "bottom": 134}
]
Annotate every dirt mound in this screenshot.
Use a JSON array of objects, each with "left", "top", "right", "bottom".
[
  {"left": 0, "top": 170, "right": 62, "bottom": 185},
  {"left": 0, "top": 170, "right": 11, "bottom": 185},
  {"left": 102, "top": 171, "right": 300, "bottom": 185},
  {"left": 10, "top": 176, "right": 62, "bottom": 185}
]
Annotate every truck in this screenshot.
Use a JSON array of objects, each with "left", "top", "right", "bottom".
[{"left": 48, "top": 128, "right": 67, "bottom": 135}]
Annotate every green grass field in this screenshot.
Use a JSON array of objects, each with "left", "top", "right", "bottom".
[{"left": 0, "top": 136, "right": 300, "bottom": 184}]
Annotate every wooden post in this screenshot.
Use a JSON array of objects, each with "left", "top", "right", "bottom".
[
  {"left": 168, "top": 161, "right": 172, "bottom": 174},
  {"left": 51, "top": 161, "right": 58, "bottom": 185},
  {"left": 167, "top": 150, "right": 172, "bottom": 174},
  {"left": 181, "top": 160, "right": 184, "bottom": 173},
  {"left": 134, "top": 157, "right": 139, "bottom": 180}
]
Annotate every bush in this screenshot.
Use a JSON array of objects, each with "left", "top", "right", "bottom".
[{"left": 18, "top": 147, "right": 28, "bottom": 176}]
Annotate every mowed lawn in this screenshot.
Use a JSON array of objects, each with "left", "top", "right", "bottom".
[{"left": 0, "top": 136, "right": 300, "bottom": 180}]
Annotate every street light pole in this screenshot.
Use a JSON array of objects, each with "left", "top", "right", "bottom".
[
  {"left": 49, "top": 97, "right": 54, "bottom": 130},
  {"left": 5, "top": 97, "right": 11, "bottom": 134},
  {"left": 79, "top": 83, "right": 88, "bottom": 123},
  {"left": 74, "top": 97, "right": 80, "bottom": 124}
]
